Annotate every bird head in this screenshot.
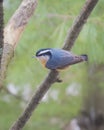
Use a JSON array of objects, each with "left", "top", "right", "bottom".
[{"left": 35, "top": 48, "right": 52, "bottom": 67}]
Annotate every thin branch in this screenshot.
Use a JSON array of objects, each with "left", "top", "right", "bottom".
[
  {"left": 0, "top": 0, "right": 38, "bottom": 89},
  {"left": 10, "top": 71, "right": 59, "bottom": 130},
  {"left": 63, "top": 0, "right": 99, "bottom": 50},
  {"left": 0, "top": 0, "right": 4, "bottom": 66},
  {"left": 10, "top": 0, "right": 99, "bottom": 130}
]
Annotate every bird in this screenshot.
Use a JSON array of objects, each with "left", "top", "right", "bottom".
[{"left": 35, "top": 48, "right": 88, "bottom": 71}]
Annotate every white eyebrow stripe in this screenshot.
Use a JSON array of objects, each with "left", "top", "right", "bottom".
[{"left": 38, "top": 50, "right": 51, "bottom": 55}]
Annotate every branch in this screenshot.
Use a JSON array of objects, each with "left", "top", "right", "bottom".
[
  {"left": 0, "top": 0, "right": 4, "bottom": 66},
  {"left": 0, "top": 0, "right": 38, "bottom": 89},
  {"left": 63, "top": 0, "right": 99, "bottom": 50},
  {"left": 10, "top": 71, "right": 59, "bottom": 130},
  {"left": 10, "top": 0, "right": 99, "bottom": 130}
]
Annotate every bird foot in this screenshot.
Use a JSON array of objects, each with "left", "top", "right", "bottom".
[{"left": 56, "top": 77, "right": 63, "bottom": 83}]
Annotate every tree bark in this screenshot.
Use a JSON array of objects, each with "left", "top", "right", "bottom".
[
  {"left": 0, "top": 0, "right": 4, "bottom": 66},
  {"left": 10, "top": 0, "right": 99, "bottom": 130},
  {"left": 63, "top": 0, "right": 99, "bottom": 50},
  {"left": 0, "top": 0, "right": 38, "bottom": 89}
]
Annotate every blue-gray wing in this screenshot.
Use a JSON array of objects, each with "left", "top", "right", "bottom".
[{"left": 46, "top": 49, "right": 75, "bottom": 69}]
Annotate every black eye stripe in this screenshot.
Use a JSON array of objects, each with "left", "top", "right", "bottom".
[
  {"left": 36, "top": 49, "right": 52, "bottom": 57},
  {"left": 36, "top": 48, "right": 51, "bottom": 57},
  {"left": 45, "top": 52, "right": 51, "bottom": 56}
]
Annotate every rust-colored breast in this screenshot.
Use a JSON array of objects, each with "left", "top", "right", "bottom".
[
  {"left": 40, "top": 58, "right": 47, "bottom": 67},
  {"left": 37, "top": 56, "right": 48, "bottom": 67}
]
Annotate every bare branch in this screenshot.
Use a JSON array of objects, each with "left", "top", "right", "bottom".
[
  {"left": 63, "top": 0, "right": 99, "bottom": 50},
  {"left": 10, "top": 70, "right": 59, "bottom": 130},
  {"left": 0, "top": 0, "right": 4, "bottom": 66},
  {"left": 10, "top": 0, "right": 99, "bottom": 130},
  {"left": 0, "top": 0, "right": 38, "bottom": 89}
]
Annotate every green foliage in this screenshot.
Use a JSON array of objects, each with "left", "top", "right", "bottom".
[
  {"left": 2, "top": 0, "right": 104, "bottom": 130},
  {"left": 0, "top": 99, "right": 21, "bottom": 130}
]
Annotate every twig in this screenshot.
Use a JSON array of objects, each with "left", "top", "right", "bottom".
[{"left": 10, "top": 0, "right": 99, "bottom": 130}]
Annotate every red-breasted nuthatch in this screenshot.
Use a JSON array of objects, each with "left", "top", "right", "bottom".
[{"left": 35, "top": 48, "right": 88, "bottom": 71}]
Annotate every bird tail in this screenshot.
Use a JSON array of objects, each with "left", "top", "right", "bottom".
[{"left": 80, "top": 54, "right": 88, "bottom": 61}]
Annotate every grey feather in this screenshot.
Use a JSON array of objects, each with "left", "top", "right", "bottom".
[{"left": 46, "top": 49, "right": 75, "bottom": 69}]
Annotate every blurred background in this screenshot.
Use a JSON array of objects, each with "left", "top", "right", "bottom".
[{"left": 1, "top": 0, "right": 104, "bottom": 130}]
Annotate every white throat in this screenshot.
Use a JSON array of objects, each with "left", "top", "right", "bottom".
[{"left": 37, "top": 55, "right": 50, "bottom": 62}]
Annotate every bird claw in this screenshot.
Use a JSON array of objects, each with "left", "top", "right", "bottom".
[{"left": 56, "top": 78, "right": 63, "bottom": 83}]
